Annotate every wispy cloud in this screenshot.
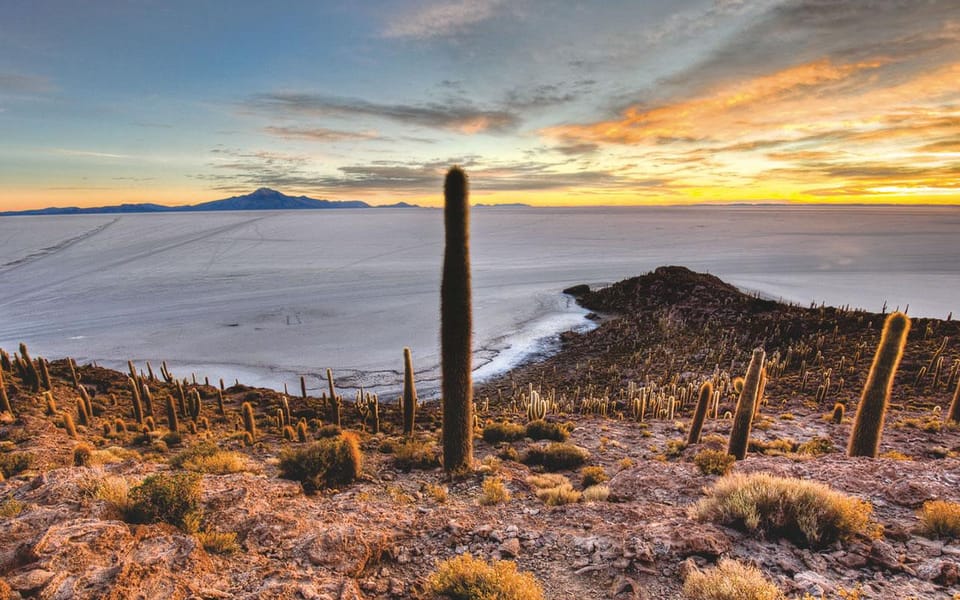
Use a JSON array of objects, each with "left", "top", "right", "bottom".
[
  {"left": 262, "top": 125, "right": 379, "bottom": 142},
  {"left": 50, "top": 148, "right": 132, "bottom": 159},
  {"left": 0, "top": 72, "right": 55, "bottom": 95},
  {"left": 383, "top": 0, "right": 508, "bottom": 39},
  {"left": 196, "top": 147, "right": 668, "bottom": 197},
  {"left": 245, "top": 92, "right": 519, "bottom": 134}
]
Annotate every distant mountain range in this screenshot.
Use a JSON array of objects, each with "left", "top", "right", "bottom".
[{"left": 0, "top": 188, "right": 424, "bottom": 216}]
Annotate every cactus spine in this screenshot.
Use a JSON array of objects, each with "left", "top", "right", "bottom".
[
  {"left": 848, "top": 312, "right": 910, "bottom": 457},
  {"left": 441, "top": 166, "right": 473, "bottom": 473},
  {"left": 727, "top": 348, "right": 766, "bottom": 460},
  {"left": 686, "top": 381, "right": 713, "bottom": 445},
  {"left": 402, "top": 347, "right": 417, "bottom": 436}
]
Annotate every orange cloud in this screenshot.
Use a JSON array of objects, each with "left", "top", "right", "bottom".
[{"left": 543, "top": 58, "right": 888, "bottom": 145}]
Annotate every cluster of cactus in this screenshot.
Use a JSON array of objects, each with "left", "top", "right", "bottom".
[
  {"left": 526, "top": 385, "right": 548, "bottom": 421},
  {"left": 355, "top": 389, "right": 380, "bottom": 433}
]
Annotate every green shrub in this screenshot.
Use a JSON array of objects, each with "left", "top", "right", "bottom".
[
  {"left": 918, "top": 500, "right": 960, "bottom": 539},
  {"left": 692, "top": 473, "right": 871, "bottom": 548},
  {"left": 125, "top": 471, "right": 202, "bottom": 531},
  {"left": 682, "top": 558, "right": 784, "bottom": 600},
  {"left": 0, "top": 452, "right": 32, "bottom": 478},
  {"left": 278, "top": 432, "right": 362, "bottom": 492},
  {"left": 482, "top": 421, "right": 525, "bottom": 443},
  {"left": 425, "top": 554, "right": 544, "bottom": 600},
  {"left": 693, "top": 449, "right": 735, "bottom": 476},
  {"left": 525, "top": 420, "right": 569, "bottom": 442},
  {"left": 522, "top": 443, "right": 588, "bottom": 471}
]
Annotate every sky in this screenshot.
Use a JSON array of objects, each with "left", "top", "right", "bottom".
[{"left": 1, "top": 0, "right": 959, "bottom": 209}]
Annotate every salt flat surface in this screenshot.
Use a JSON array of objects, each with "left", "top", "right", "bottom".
[{"left": 0, "top": 206, "right": 957, "bottom": 396}]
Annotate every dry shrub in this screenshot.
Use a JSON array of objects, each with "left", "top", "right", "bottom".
[
  {"left": 582, "top": 484, "right": 610, "bottom": 502},
  {"left": 692, "top": 472, "right": 871, "bottom": 547},
  {"left": 392, "top": 439, "right": 441, "bottom": 472},
  {"left": 525, "top": 420, "right": 569, "bottom": 442},
  {"left": 683, "top": 558, "right": 783, "bottom": 600},
  {"left": 536, "top": 483, "right": 581, "bottom": 506},
  {"left": 918, "top": 500, "right": 960, "bottom": 539},
  {"left": 426, "top": 554, "right": 544, "bottom": 600},
  {"left": 479, "top": 476, "right": 510, "bottom": 505},
  {"left": 482, "top": 421, "right": 525, "bottom": 443},
  {"left": 693, "top": 449, "right": 735, "bottom": 476},
  {"left": 77, "top": 470, "right": 132, "bottom": 515},
  {"left": 522, "top": 443, "right": 589, "bottom": 471},
  {"left": 580, "top": 466, "right": 608, "bottom": 488},
  {"left": 196, "top": 530, "right": 239, "bottom": 554}
]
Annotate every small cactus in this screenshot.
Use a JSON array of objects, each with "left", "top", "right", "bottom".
[
  {"left": 686, "top": 381, "right": 713, "bottom": 445},
  {"left": 296, "top": 420, "right": 309, "bottom": 442},
  {"left": 165, "top": 394, "right": 179, "bottom": 433},
  {"left": 63, "top": 411, "right": 77, "bottom": 438},
  {"left": 831, "top": 403, "right": 845, "bottom": 424},
  {"left": 848, "top": 312, "right": 910, "bottom": 458},
  {"left": 402, "top": 347, "right": 417, "bottom": 436},
  {"left": 44, "top": 391, "right": 57, "bottom": 415},
  {"left": 241, "top": 402, "right": 257, "bottom": 440}
]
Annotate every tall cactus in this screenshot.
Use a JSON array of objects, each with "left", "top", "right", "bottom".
[
  {"left": 848, "top": 312, "right": 910, "bottom": 457},
  {"left": 727, "top": 348, "right": 766, "bottom": 460},
  {"left": 441, "top": 166, "right": 473, "bottom": 473},
  {"left": 402, "top": 347, "right": 417, "bottom": 436},
  {"left": 686, "top": 381, "right": 713, "bottom": 445}
]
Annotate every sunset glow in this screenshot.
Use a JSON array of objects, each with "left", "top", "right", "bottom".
[{"left": 1, "top": 1, "right": 958, "bottom": 209}]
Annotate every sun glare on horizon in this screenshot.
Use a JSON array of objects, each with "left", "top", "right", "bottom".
[{"left": 1, "top": 1, "right": 958, "bottom": 210}]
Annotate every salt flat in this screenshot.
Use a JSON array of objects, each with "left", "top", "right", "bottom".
[{"left": 0, "top": 206, "right": 957, "bottom": 396}]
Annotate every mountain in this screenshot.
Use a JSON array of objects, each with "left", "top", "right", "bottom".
[
  {"left": 0, "top": 189, "right": 421, "bottom": 216},
  {"left": 185, "top": 188, "right": 370, "bottom": 211}
]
